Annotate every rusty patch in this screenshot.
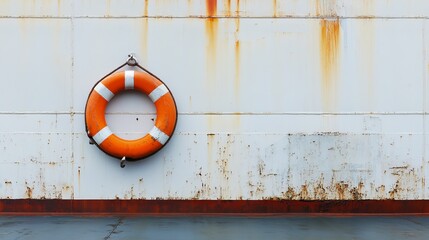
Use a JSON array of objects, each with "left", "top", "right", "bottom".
[
  {"left": 236, "top": 0, "right": 240, "bottom": 16},
  {"left": 300, "top": 185, "right": 309, "bottom": 199},
  {"left": 350, "top": 182, "right": 364, "bottom": 200},
  {"left": 335, "top": 182, "right": 348, "bottom": 199},
  {"left": 206, "top": 0, "right": 217, "bottom": 17},
  {"left": 320, "top": 19, "right": 340, "bottom": 111},
  {"left": 25, "top": 186, "right": 33, "bottom": 199}
]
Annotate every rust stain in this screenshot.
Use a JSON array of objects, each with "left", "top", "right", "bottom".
[
  {"left": 206, "top": 0, "right": 217, "bottom": 17},
  {"left": 283, "top": 187, "right": 296, "bottom": 199},
  {"left": 57, "top": 0, "right": 61, "bottom": 16},
  {"left": 236, "top": 0, "right": 240, "bottom": 16},
  {"left": 144, "top": 0, "right": 149, "bottom": 17},
  {"left": 362, "top": 0, "right": 375, "bottom": 17},
  {"left": 335, "top": 182, "right": 348, "bottom": 199},
  {"left": 206, "top": 133, "right": 215, "bottom": 197},
  {"left": 315, "top": 0, "right": 321, "bottom": 16},
  {"left": 25, "top": 186, "right": 33, "bottom": 199},
  {"left": 299, "top": 185, "right": 309, "bottom": 199},
  {"left": 234, "top": 18, "right": 241, "bottom": 97},
  {"left": 313, "top": 179, "right": 328, "bottom": 200},
  {"left": 139, "top": 18, "right": 149, "bottom": 64},
  {"left": 77, "top": 167, "right": 81, "bottom": 193},
  {"left": 315, "top": 0, "right": 337, "bottom": 17},
  {"left": 205, "top": 18, "right": 218, "bottom": 98},
  {"left": 106, "top": 0, "right": 111, "bottom": 17},
  {"left": 187, "top": 0, "right": 193, "bottom": 15},
  {"left": 273, "top": 0, "right": 278, "bottom": 17},
  {"left": 226, "top": 0, "right": 232, "bottom": 16},
  {"left": 389, "top": 180, "right": 401, "bottom": 199},
  {"left": 350, "top": 182, "right": 364, "bottom": 200},
  {"left": 142, "top": 0, "right": 149, "bottom": 63},
  {"left": 320, "top": 19, "right": 340, "bottom": 111}
]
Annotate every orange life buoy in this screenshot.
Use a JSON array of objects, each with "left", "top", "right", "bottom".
[{"left": 85, "top": 70, "right": 177, "bottom": 160}]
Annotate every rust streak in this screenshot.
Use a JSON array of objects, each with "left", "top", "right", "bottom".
[
  {"left": 320, "top": 19, "right": 340, "bottom": 111},
  {"left": 140, "top": 18, "right": 149, "bottom": 64},
  {"left": 315, "top": 0, "right": 321, "bottom": 16},
  {"left": 226, "top": 0, "right": 232, "bottom": 17},
  {"left": 236, "top": 0, "right": 240, "bottom": 16},
  {"left": 234, "top": 40, "right": 240, "bottom": 92},
  {"left": 57, "top": 0, "right": 61, "bottom": 16},
  {"left": 273, "top": 0, "right": 278, "bottom": 17},
  {"left": 234, "top": 18, "right": 240, "bottom": 96},
  {"left": 206, "top": 0, "right": 217, "bottom": 17},
  {"left": 144, "top": 0, "right": 149, "bottom": 17},
  {"left": 205, "top": 17, "right": 218, "bottom": 100},
  {"left": 106, "top": 0, "right": 111, "bottom": 17},
  {"left": 315, "top": 0, "right": 337, "bottom": 17}
]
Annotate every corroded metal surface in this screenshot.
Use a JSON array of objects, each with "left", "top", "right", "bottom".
[
  {"left": 3, "top": 200, "right": 429, "bottom": 214},
  {"left": 0, "top": 0, "right": 428, "bottom": 201}
]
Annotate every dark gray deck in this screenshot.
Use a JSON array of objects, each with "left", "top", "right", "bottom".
[{"left": 1, "top": 216, "right": 429, "bottom": 239}]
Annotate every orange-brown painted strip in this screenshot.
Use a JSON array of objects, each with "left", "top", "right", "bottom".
[{"left": 1, "top": 200, "right": 429, "bottom": 215}]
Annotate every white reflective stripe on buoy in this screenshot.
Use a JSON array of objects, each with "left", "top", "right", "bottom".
[
  {"left": 149, "top": 126, "right": 169, "bottom": 145},
  {"left": 125, "top": 71, "right": 134, "bottom": 90},
  {"left": 92, "top": 126, "right": 113, "bottom": 145},
  {"left": 148, "top": 84, "right": 168, "bottom": 102},
  {"left": 94, "top": 82, "right": 114, "bottom": 101}
]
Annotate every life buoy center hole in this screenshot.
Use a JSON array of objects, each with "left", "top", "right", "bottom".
[{"left": 105, "top": 90, "right": 156, "bottom": 140}]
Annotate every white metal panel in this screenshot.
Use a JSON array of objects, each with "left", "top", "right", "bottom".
[
  {"left": 0, "top": 114, "right": 71, "bottom": 133},
  {"left": 71, "top": 0, "right": 429, "bottom": 18},
  {"left": 0, "top": 0, "right": 428, "bottom": 200},
  {"left": 74, "top": 18, "right": 423, "bottom": 114},
  {"left": 2, "top": 1, "right": 428, "bottom": 18},
  {"left": 0, "top": 132, "right": 72, "bottom": 164},
  {"left": 425, "top": 20, "right": 429, "bottom": 114},
  {"left": 0, "top": 19, "right": 72, "bottom": 112},
  {"left": 73, "top": 114, "right": 424, "bottom": 137},
  {"left": 0, "top": 0, "right": 72, "bottom": 17}
]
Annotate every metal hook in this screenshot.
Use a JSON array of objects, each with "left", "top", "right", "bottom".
[
  {"left": 120, "top": 157, "right": 126, "bottom": 168},
  {"left": 126, "top": 54, "right": 138, "bottom": 66}
]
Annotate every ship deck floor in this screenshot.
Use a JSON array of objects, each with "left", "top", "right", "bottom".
[{"left": 1, "top": 215, "right": 429, "bottom": 239}]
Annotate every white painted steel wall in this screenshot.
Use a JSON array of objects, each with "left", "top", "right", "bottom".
[{"left": 0, "top": 0, "right": 428, "bottom": 200}]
